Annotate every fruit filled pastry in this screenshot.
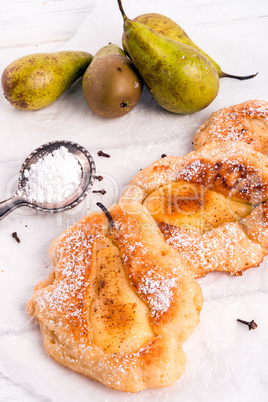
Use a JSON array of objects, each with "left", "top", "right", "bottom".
[
  {"left": 193, "top": 100, "right": 268, "bottom": 155},
  {"left": 27, "top": 204, "right": 202, "bottom": 392},
  {"left": 120, "top": 141, "right": 268, "bottom": 278}
]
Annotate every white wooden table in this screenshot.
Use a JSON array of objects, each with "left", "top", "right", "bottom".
[{"left": 1, "top": 1, "right": 268, "bottom": 401}]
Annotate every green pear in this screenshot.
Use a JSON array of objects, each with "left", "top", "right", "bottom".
[
  {"left": 122, "top": 13, "right": 257, "bottom": 81},
  {"left": 82, "top": 43, "right": 143, "bottom": 118},
  {"left": 2, "top": 51, "right": 93, "bottom": 110},
  {"left": 117, "top": 0, "right": 219, "bottom": 114}
]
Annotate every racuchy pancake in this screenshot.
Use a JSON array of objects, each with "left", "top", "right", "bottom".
[
  {"left": 28, "top": 204, "right": 202, "bottom": 392},
  {"left": 120, "top": 141, "right": 268, "bottom": 278}
]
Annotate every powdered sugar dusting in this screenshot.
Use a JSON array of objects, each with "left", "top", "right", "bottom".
[
  {"left": 123, "top": 140, "right": 268, "bottom": 209},
  {"left": 112, "top": 213, "right": 178, "bottom": 318},
  {"left": 34, "top": 225, "right": 102, "bottom": 334},
  {"left": 25, "top": 146, "right": 82, "bottom": 204},
  {"left": 194, "top": 99, "right": 268, "bottom": 150},
  {"left": 161, "top": 221, "right": 264, "bottom": 278},
  {"left": 139, "top": 269, "right": 177, "bottom": 316}
]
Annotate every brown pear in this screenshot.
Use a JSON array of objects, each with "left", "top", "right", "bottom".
[{"left": 82, "top": 43, "right": 143, "bottom": 118}]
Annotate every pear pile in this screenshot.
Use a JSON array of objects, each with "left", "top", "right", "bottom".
[{"left": 1, "top": 0, "right": 257, "bottom": 117}]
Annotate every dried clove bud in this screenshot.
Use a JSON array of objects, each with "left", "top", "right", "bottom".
[
  {"left": 94, "top": 175, "right": 103, "bottom": 181},
  {"left": 93, "top": 189, "right": 107, "bottom": 195},
  {"left": 96, "top": 202, "right": 113, "bottom": 229},
  {"left": 237, "top": 319, "right": 258, "bottom": 330},
  {"left": 97, "top": 150, "right": 110, "bottom": 158},
  {"left": 12, "top": 232, "right": 20, "bottom": 243}
]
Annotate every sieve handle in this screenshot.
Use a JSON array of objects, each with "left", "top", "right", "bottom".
[{"left": 0, "top": 195, "right": 26, "bottom": 221}]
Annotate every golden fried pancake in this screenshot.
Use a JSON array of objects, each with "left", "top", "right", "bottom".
[
  {"left": 120, "top": 142, "right": 268, "bottom": 278},
  {"left": 27, "top": 204, "right": 202, "bottom": 392},
  {"left": 193, "top": 100, "right": 268, "bottom": 155}
]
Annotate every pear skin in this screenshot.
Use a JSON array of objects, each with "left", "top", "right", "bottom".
[
  {"left": 82, "top": 43, "right": 143, "bottom": 118},
  {"left": 2, "top": 51, "right": 93, "bottom": 110},
  {"left": 92, "top": 43, "right": 126, "bottom": 58},
  {"left": 118, "top": 0, "right": 219, "bottom": 114},
  {"left": 122, "top": 13, "right": 257, "bottom": 81}
]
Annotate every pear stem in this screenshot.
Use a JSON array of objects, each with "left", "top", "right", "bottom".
[
  {"left": 117, "top": 0, "right": 127, "bottom": 20},
  {"left": 220, "top": 71, "right": 258, "bottom": 81}
]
